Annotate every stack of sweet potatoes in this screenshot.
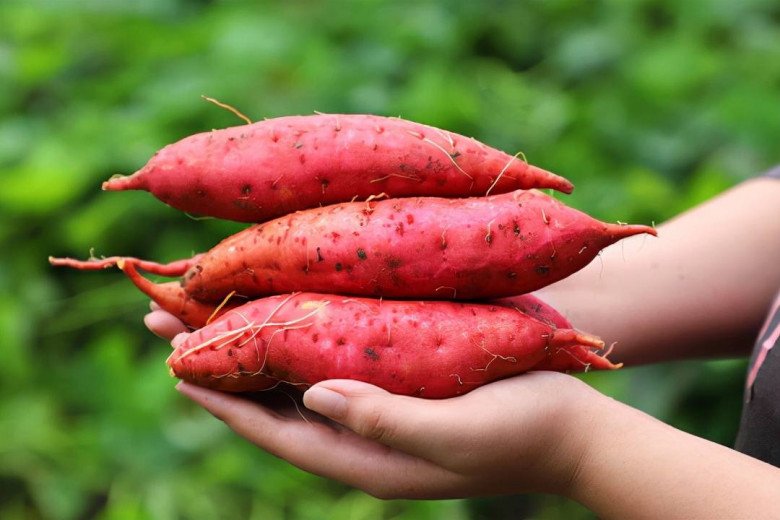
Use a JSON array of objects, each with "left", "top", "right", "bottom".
[{"left": 52, "top": 114, "right": 655, "bottom": 398}]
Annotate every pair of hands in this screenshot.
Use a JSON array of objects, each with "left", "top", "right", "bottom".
[
  {"left": 142, "top": 179, "right": 780, "bottom": 516},
  {"left": 145, "top": 303, "right": 602, "bottom": 500}
]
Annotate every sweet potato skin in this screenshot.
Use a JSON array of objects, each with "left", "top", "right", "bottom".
[
  {"left": 496, "top": 293, "right": 570, "bottom": 329},
  {"left": 167, "top": 293, "right": 616, "bottom": 397},
  {"left": 183, "top": 189, "right": 656, "bottom": 302},
  {"left": 103, "top": 114, "right": 573, "bottom": 222}
]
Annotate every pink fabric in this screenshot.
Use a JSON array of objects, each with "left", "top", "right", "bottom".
[{"left": 746, "top": 293, "right": 780, "bottom": 389}]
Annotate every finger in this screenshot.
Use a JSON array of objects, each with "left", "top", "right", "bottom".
[
  {"left": 302, "top": 379, "right": 461, "bottom": 464},
  {"left": 240, "top": 386, "right": 354, "bottom": 433},
  {"left": 150, "top": 301, "right": 161, "bottom": 311},
  {"left": 144, "top": 310, "right": 188, "bottom": 340},
  {"left": 171, "top": 332, "right": 190, "bottom": 349},
  {"left": 178, "top": 381, "right": 289, "bottom": 422},
  {"left": 175, "top": 382, "right": 469, "bottom": 499}
]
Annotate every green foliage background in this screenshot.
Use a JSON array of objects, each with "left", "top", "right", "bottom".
[{"left": 1, "top": 0, "right": 778, "bottom": 518}]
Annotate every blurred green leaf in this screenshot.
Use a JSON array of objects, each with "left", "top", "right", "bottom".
[{"left": 2, "top": 0, "right": 777, "bottom": 517}]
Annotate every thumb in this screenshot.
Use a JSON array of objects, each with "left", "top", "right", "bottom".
[{"left": 303, "top": 380, "right": 453, "bottom": 461}]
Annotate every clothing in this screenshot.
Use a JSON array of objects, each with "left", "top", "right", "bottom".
[
  {"left": 734, "top": 166, "right": 780, "bottom": 467},
  {"left": 735, "top": 293, "right": 780, "bottom": 466}
]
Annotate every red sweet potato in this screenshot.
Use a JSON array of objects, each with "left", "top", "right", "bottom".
[
  {"left": 167, "top": 293, "right": 618, "bottom": 397},
  {"left": 182, "top": 189, "right": 656, "bottom": 302},
  {"left": 49, "top": 255, "right": 573, "bottom": 333},
  {"left": 103, "top": 114, "right": 573, "bottom": 222}
]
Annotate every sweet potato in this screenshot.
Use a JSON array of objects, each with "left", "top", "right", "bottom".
[
  {"left": 181, "top": 189, "right": 656, "bottom": 302},
  {"left": 167, "top": 293, "right": 618, "bottom": 397},
  {"left": 49, "top": 254, "right": 573, "bottom": 333},
  {"left": 103, "top": 114, "right": 573, "bottom": 222}
]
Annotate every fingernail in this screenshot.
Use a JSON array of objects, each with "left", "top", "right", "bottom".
[
  {"left": 175, "top": 380, "right": 192, "bottom": 395},
  {"left": 172, "top": 332, "right": 189, "bottom": 349},
  {"left": 303, "top": 386, "right": 347, "bottom": 419},
  {"left": 175, "top": 382, "right": 225, "bottom": 421},
  {"left": 175, "top": 381, "right": 204, "bottom": 399}
]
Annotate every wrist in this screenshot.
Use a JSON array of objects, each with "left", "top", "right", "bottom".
[
  {"left": 553, "top": 379, "right": 640, "bottom": 502},
  {"left": 524, "top": 374, "right": 617, "bottom": 497},
  {"left": 558, "top": 390, "right": 780, "bottom": 519},
  {"left": 560, "top": 388, "right": 643, "bottom": 502}
]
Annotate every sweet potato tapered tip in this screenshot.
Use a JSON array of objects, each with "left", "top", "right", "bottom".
[
  {"left": 102, "top": 172, "right": 145, "bottom": 191},
  {"left": 49, "top": 256, "right": 118, "bottom": 270},
  {"left": 569, "top": 330, "right": 606, "bottom": 350},
  {"left": 531, "top": 165, "right": 574, "bottom": 194},
  {"left": 48, "top": 254, "right": 226, "bottom": 328},
  {"left": 48, "top": 254, "right": 203, "bottom": 277},
  {"left": 605, "top": 222, "right": 658, "bottom": 239}
]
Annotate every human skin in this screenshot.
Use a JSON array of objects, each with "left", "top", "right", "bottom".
[
  {"left": 147, "top": 177, "right": 780, "bottom": 518},
  {"left": 538, "top": 177, "right": 780, "bottom": 366}
]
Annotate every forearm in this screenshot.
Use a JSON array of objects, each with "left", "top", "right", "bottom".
[
  {"left": 566, "top": 395, "right": 780, "bottom": 519},
  {"left": 538, "top": 178, "right": 780, "bottom": 365}
]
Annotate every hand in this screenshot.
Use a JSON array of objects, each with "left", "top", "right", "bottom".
[
  {"left": 144, "top": 301, "right": 189, "bottom": 341},
  {"left": 145, "top": 302, "right": 599, "bottom": 499},
  {"left": 180, "top": 374, "right": 597, "bottom": 499}
]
